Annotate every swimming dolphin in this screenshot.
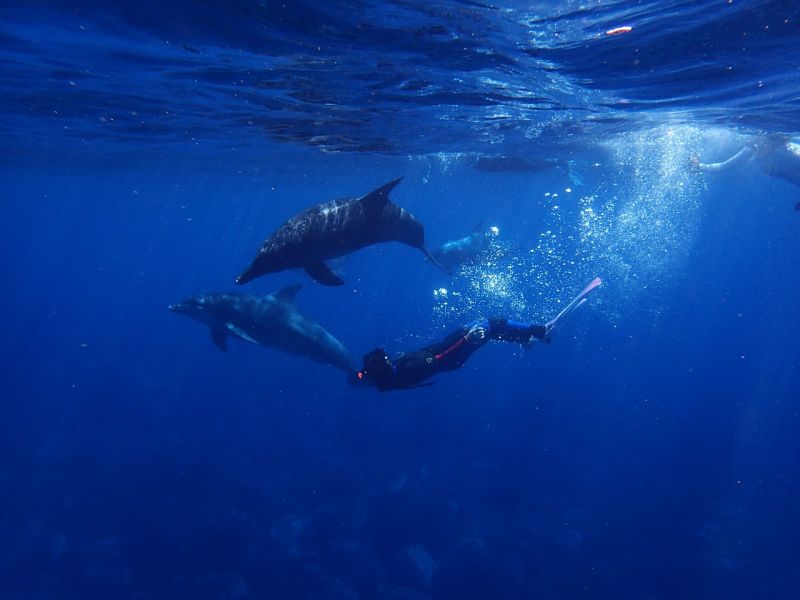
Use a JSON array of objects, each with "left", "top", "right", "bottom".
[
  {"left": 432, "top": 224, "right": 500, "bottom": 271},
  {"left": 169, "top": 285, "right": 356, "bottom": 374},
  {"left": 473, "top": 155, "right": 566, "bottom": 173},
  {"left": 235, "top": 178, "right": 447, "bottom": 286}
]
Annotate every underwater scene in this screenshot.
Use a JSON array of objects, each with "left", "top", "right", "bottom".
[{"left": 1, "top": 1, "right": 799, "bottom": 598}]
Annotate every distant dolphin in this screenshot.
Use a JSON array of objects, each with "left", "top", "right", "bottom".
[
  {"left": 432, "top": 224, "right": 500, "bottom": 271},
  {"left": 169, "top": 285, "right": 356, "bottom": 374},
  {"left": 473, "top": 155, "right": 566, "bottom": 173},
  {"left": 235, "top": 178, "right": 447, "bottom": 286}
]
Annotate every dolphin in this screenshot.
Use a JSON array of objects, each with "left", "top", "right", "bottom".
[
  {"left": 432, "top": 224, "right": 500, "bottom": 271},
  {"left": 169, "top": 284, "right": 356, "bottom": 374},
  {"left": 473, "top": 155, "right": 566, "bottom": 173},
  {"left": 235, "top": 178, "right": 447, "bottom": 286}
]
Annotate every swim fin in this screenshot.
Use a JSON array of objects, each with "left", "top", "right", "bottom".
[{"left": 545, "top": 277, "right": 602, "bottom": 334}]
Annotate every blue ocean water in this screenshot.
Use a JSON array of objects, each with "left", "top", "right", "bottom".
[{"left": 2, "top": 1, "right": 799, "bottom": 598}]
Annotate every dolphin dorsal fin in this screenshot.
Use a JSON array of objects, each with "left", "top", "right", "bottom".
[
  {"left": 359, "top": 178, "right": 403, "bottom": 210},
  {"left": 272, "top": 284, "right": 303, "bottom": 304}
]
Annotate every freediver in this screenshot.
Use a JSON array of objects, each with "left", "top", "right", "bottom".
[
  {"left": 356, "top": 278, "right": 601, "bottom": 392},
  {"left": 691, "top": 133, "right": 800, "bottom": 210}
]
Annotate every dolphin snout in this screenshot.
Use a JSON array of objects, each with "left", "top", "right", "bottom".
[{"left": 235, "top": 269, "right": 254, "bottom": 285}]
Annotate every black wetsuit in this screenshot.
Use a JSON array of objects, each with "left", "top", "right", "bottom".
[{"left": 366, "top": 318, "right": 546, "bottom": 392}]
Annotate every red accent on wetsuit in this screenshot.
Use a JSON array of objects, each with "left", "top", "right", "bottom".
[{"left": 434, "top": 335, "right": 469, "bottom": 361}]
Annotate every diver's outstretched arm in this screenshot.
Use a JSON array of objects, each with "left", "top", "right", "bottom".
[
  {"left": 692, "top": 146, "right": 753, "bottom": 172},
  {"left": 485, "top": 318, "right": 546, "bottom": 346}
]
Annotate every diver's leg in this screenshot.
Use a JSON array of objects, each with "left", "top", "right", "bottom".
[
  {"left": 488, "top": 317, "right": 547, "bottom": 346},
  {"left": 427, "top": 327, "right": 472, "bottom": 356},
  {"left": 426, "top": 319, "right": 491, "bottom": 370}
]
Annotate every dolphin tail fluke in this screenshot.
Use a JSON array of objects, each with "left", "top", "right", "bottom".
[
  {"left": 210, "top": 326, "right": 228, "bottom": 352},
  {"left": 420, "top": 244, "right": 452, "bottom": 276},
  {"left": 305, "top": 261, "right": 345, "bottom": 286}
]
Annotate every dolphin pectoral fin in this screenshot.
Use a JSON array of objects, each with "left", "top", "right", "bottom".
[
  {"left": 210, "top": 327, "right": 228, "bottom": 352},
  {"left": 420, "top": 244, "right": 451, "bottom": 276},
  {"left": 305, "top": 262, "right": 345, "bottom": 286},
  {"left": 226, "top": 324, "right": 259, "bottom": 345},
  {"left": 272, "top": 284, "right": 303, "bottom": 304},
  {"left": 359, "top": 178, "right": 403, "bottom": 212}
]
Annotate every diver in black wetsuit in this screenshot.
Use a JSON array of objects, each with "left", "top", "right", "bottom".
[
  {"left": 356, "top": 318, "right": 549, "bottom": 392},
  {"left": 356, "top": 276, "right": 602, "bottom": 392}
]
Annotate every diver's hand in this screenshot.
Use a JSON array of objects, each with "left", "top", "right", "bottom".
[{"left": 466, "top": 325, "right": 486, "bottom": 343}]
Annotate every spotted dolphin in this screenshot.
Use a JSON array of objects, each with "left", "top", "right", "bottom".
[
  {"left": 432, "top": 224, "right": 500, "bottom": 271},
  {"left": 169, "top": 285, "right": 356, "bottom": 374},
  {"left": 235, "top": 178, "right": 447, "bottom": 286}
]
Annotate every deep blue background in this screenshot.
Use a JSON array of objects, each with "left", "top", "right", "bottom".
[
  {"left": 2, "top": 1, "right": 800, "bottom": 599},
  {"left": 2, "top": 149, "right": 799, "bottom": 599}
]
